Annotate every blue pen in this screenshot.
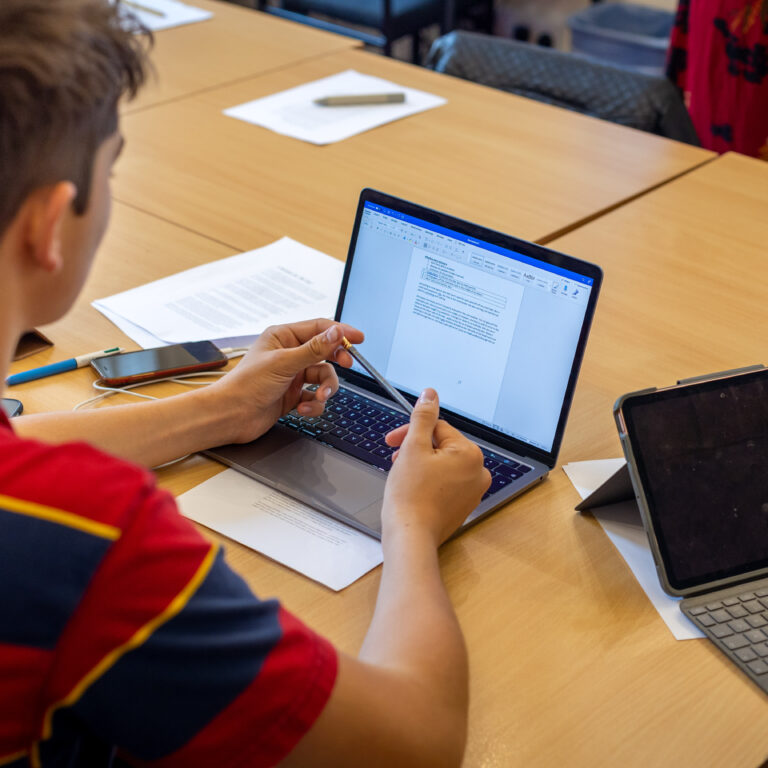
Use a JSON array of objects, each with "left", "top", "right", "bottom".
[{"left": 6, "top": 347, "right": 122, "bottom": 387}]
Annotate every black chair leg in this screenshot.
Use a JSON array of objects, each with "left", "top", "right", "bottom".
[
  {"left": 411, "top": 32, "right": 420, "bottom": 64},
  {"left": 441, "top": 0, "right": 456, "bottom": 34},
  {"left": 483, "top": 2, "right": 495, "bottom": 34}
]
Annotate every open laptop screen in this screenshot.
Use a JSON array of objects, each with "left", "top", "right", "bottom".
[{"left": 337, "top": 194, "right": 598, "bottom": 455}]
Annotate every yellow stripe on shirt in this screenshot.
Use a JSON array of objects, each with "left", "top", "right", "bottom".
[
  {"left": 0, "top": 494, "right": 120, "bottom": 541},
  {"left": 0, "top": 748, "right": 27, "bottom": 766},
  {"left": 37, "top": 542, "right": 219, "bottom": 747}
]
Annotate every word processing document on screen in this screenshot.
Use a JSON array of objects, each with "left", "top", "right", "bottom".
[
  {"left": 386, "top": 247, "right": 522, "bottom": 424},
  {"left": 340, "top": 202, "right": 592, "bottom": 452}
]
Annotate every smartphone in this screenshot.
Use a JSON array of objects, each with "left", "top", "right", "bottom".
[
  {"left": 90, "top": 341, "right": 228, "bottom": 386},
  {"left": 1, "top": 398, "right": 23, "bottom": 418}
]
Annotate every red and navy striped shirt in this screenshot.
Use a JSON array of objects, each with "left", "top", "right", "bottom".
[{"left": 0, "top": 413, "right": 337, "bottom": 767}]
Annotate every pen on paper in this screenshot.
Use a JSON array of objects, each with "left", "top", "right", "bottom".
[
  {"left": 6, "top": 347, "right": 123, "bottom": 387},
  {"left": 314, "top": 93, "right": 406, "bottom": 107},
  {"left": 122, "top": 0, "right": 165, "bottom": 17}
]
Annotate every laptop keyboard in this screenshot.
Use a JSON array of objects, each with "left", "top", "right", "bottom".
[
  {"left": 277, "top": 386, "right": 532, "bottom": 499},
  {"left": 684, "top": 585, "right": 768, "bottom": 694}
]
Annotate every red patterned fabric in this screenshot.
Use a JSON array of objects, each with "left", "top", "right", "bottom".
[
  {"left": 667, "top": 0, "right": 768, "bottom": 158},
  {"left": 0, "top": 413, "right": 337, "bottom": 767}
]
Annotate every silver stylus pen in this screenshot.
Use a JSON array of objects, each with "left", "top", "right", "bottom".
[
  {"left": 314, "top": 93, "right": 406, "bottom": 106},
  {"left": 341, "top": 337, "right": 413, "bottom": 416}
]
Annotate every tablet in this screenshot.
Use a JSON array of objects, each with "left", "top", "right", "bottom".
[{"left": 614, "top": 365, "right": 768, "bottom": 596}]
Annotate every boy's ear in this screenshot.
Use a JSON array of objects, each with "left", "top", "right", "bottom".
[{"left": 23, "top": 181, "right": 77, "bottom": 273}]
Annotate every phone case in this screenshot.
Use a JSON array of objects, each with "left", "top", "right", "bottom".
[
  {"left": 613, "top": 364, "right": 766, "bottom": 597},
  {"left": 92, "top": 357, "right": 228, "bottom": 388}
]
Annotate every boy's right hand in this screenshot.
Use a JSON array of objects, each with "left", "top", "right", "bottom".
[{"left": 382, "top": 389, "right": 491, "bottom": 547}]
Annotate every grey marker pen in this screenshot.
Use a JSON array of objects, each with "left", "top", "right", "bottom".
[
  {"left": 314, "top": 93, "right": 406, "bottom": 107},
  {"left": 341, "top": 337, "right": 413, "bottom": 416}
]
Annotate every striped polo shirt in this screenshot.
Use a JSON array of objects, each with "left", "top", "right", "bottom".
[{"left": 0, "top": 412, "right": 336, "bottom": 767}]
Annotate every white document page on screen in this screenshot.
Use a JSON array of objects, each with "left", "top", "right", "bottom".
[
  {"left": 93, "top": 238, "right": 344, "bottom": 344},
  {"left": 386, "top": 249, "right": 523, "bottom": 422}
]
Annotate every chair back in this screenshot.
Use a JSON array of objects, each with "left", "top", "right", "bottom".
[{"left": 426, "top": 30, "right": 699, "bottom": 144}]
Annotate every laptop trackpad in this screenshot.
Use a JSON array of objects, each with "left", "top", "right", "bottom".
[{"left": 249, "top": 439, "right": 385, "bottom": 521}]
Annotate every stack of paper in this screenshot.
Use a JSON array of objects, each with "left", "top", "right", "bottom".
[
  {"left": 224, "top": 69, "right": 447, "bottom": 145},
  {"left": 117, "top": 0, "right": 213, "bottom": 32},
  {"left": 93, "top": 237, "right": 345, "bottom": 349},
  {"left": 178, "top": 469, "right": 383, "bottom": 590}
]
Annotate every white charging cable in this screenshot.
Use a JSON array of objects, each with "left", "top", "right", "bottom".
[{"left": 71, "top": 346, "right": 249, "bottom": 469}]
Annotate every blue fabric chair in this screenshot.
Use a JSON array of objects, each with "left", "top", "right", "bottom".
[
  {"left": 257, "top": 1, "right": 493, "bottom": 63},
  {"left": 425, "top": 30, "right": 699, "bottom": 144}
]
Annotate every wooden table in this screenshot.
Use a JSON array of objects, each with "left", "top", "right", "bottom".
[
  {"left": 533, "top": 151, "right": 768, "bottom": 767},
  {"left": 115, "top": 48, "right": 714, "bottom": 258},
  {"left": 158, "top": 151, "right": 765, "bottom": 767},
  {"left": 552, "top": 152, "right": 768, "bottom": 466},
  {"left": 124, "top": 0, "right": 360, "bottom": 113}
]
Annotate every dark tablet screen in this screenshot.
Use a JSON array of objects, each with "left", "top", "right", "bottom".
[{"left": 622, "top": 369, "right": 768, "bottom": 592}]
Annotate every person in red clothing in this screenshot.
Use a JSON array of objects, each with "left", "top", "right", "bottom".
[
  {"left": 0, "top": 2, "right": 490, "bottom": 767},
  {"left": 668, "top": 0, "right": 768, "bottom": 159}
]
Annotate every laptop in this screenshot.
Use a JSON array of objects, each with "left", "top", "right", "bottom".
[
  {"left": 614, "top": 365, "right": 768, "bottom": 695},
  {"left": 207, "top": 189, "right": 602, "bottom": 538}
]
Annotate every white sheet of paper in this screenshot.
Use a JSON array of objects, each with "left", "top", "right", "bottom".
[
  {"left": 563, "top": 460, "right": 704, "bottom": 641},
  {"left": 117, "top": 0, "right": 212, "bottom": 31},
  {"left": 96, "top": 305, "right": 261, "bottom": 354},
  {"left": 224, "top": 69, "right": 447, "bottom": 145},
  {"left": 178, "top": 469, "right": 383, "bottom": 591},
  {"left": 97, "top": 305, "right": 169, "bottom": 349},
  {"left": 563, "top": 458, "right": 626, "bottom": 500},
  {"left": 93, "top": 238, "right": 344, "bottom": 344}
]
